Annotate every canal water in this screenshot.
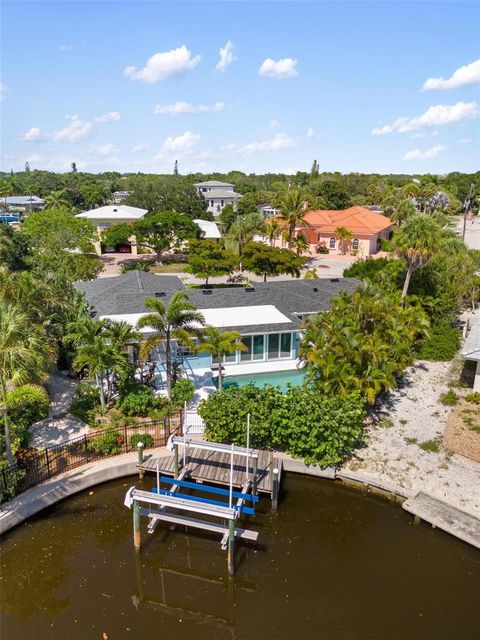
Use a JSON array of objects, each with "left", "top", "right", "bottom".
[{"left": 1, "top": 474, "right": 479, "bottom": 639}]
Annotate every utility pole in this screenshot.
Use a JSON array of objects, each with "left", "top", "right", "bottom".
[{"left": 463, "top": 182, "right": 476, "bottom": 241}]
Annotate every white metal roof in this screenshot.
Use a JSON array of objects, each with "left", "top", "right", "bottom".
[
  {"left": 193, "top": 218, "right": 221, "bottom": 239},
  {"left": 5, "top": 195, "right": 44, "bottom": 204},
  {"left": 76, "top": 205, "right": 148, "bottom": 220},
  {"left": 101, "top": 304, "right": 291, "bottom": 332},
  {"left": 194, "top": 180, "right": 234, "bottom": 187}
]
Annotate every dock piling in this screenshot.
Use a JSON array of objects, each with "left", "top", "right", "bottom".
[
  {"left": 271, "top": 465, "right": 280, "bottom": 511},
  {"left": 227, "top": 518, "right": 235, "bottom": 576},
  {"left": 133, "top": 500, "right": 141, "bottom": 551},
  {"left": 137, "top": 442, "right": 144, "bottom": 480}
]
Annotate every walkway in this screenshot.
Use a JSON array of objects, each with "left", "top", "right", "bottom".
[
  {"left": 29, "top": 373, "right": 88, "bottom": 448},
  {"left": 344, "top": 359, "right": 480, "bottom": 518},
  {"left": 456, "top": 215, "right": 480, "bottom": 250}
]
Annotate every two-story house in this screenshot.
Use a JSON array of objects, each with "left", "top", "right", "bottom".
[{"left": 194, "top": 180, "right": 241, "bottom": 216}]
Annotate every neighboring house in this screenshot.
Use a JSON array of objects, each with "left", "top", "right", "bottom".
[
  {"left": 301, "top": 206, "right": 393, "bottom": 256},
  {"left": 258, "top": 204, "right": 280, "bottom": 217},
  {"left": 3, "top": 195, "right": 45, "bottom": 211},
  {"left": 76, "top": 271, "right": 360, "bottom": 385},
  {"left": 112, "top": 190, "right": 131, "bottom": 204},
  {"left": 193, "top": 219, "right": 221, "bottom": 240},
  {"left": 194, "top": 180, "right": 241, "bottom": 216},
  {"left": 460, "top": 314, "right": 480, "bottom": 392},
  {"left": 75, "top": 204, "right": 148, "bottom": 255}
]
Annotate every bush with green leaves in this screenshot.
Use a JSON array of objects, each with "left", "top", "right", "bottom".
[
  {"left": 171, "top": 378, "right": 195, "bottom": 406},
  {"left": 417, "top": 322, "right": 460, "bottom": 361},
  {"left": 465, "top": 392, "right": 480, "bottom": 405},
  {"left": 199, "top": 384, "right": 365, "bottom": 467},
  {"left": 87, "top": 428, "right": 123, "bottom": 455},
  {"left": 120, "top": 261, "right": 151, "bottom": 274},
  {"left": 440, "top": 389, "right": 458, "bottom": 406},
  {"left": 6, "top": 385, "right": 50, "bottom": 449},
  {"left": 130, "top": 433, "right": 154, "bottom": 449},
  {"left": 116, "top": 383, "right": 163, "bottom": 417},
  {"left": 70, "top": 382, "right": 101, "bottom": 425}
]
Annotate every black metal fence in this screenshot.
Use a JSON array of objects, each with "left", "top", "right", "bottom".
[{"left": 0, "top": 413, "right": 181, "bottom": 504}]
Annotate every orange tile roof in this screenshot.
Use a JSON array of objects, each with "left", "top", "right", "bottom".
[{"left": 303, "top": 206, "right": 392, "bottom": 235}]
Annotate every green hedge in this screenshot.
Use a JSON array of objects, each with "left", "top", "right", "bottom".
[
  {"left": 417, "top": 322, "right": 460, "bottom": 361},
  {"left": 198, "top": 384, "right": 365, "bottom": 467}
]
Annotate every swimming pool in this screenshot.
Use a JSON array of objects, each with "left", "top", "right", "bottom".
[{"left": 223, "top": 368, "right": 306, "bottom": 391}]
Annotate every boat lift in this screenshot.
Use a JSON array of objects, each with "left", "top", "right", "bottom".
[{"left": 124, "top": 433, "right": 265, "bottom": 576}]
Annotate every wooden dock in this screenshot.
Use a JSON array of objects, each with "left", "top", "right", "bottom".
[
  {"left": 140, "top": 447, "right": 277, "bottom": 495},
  {"left": 403, "top": 491, "right": 480, "bottom": 550}
]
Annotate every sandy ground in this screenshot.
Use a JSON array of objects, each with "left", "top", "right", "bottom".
[
  {"left": 29, "top": 374, "right": 88, "bottom": 448},
  {"left": 345, "top": 360, "right": 480, "bottom": 517}
]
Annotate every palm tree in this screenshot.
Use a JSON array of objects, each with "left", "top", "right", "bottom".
[
  {"left": 0, "top": 302, "right": 54, "bottom": 466},
  {"left": 292, "top": 234, "right": 308, "bottom": 256},
  {"left": 199, "top": 327, "right": 247, "bottom": 390},
  {"left": 45, "top": 190, "right": 71, "bottom": 211},
  {"left": 230, "top": 213, "right": 265, "bottom": 256},
  {"left": 335, "top": 226, "right": 353, "bottom": 254},
  {"left": 277, "top": 189, "right": 310, "bottom": 249},
  {"left": 394, "top": 215, "right": 441, "bottom": 301},
  {"left": 267, "top": 218, "right": 282, "bottom": 246},
  {"left": 137, "top": 293, "right": 205, "bottom": 398}
]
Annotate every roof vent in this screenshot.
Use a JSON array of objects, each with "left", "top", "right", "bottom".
[
  {"left": 113, "top": 208, "right": 118, "bottom": 212},
  {"left": 330, "top": 278, "right": 339, "bottom": 283},
  {"left": 245, "top": 286, "right": 255, "bottom": 292},
  {"left": 155, "top": 292, "right": 166, "bottom": 298},
  {"left": 202, "top": 289, "right": 213, "bottom": 295},
  {"left": 313, "top": 287, "right": 318, "bottom": 292}
]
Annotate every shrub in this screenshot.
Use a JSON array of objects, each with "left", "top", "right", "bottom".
[
  {"left": 171, "top": 378, "right": 195, "bottom": 406},
  {"left": 69, "top": 382, "right": 100, "bottom": 425},
  {"left": 440, "top": 389, "right": 458, "bottom": 406},
  {"left": 419, "top": 439, "right": 440, "bottom": 453},
  {"left": 465, "top": 392, "right": 480, "bottom": 405},
  {"left": 380, "top": 238, "right": 393, "bottom": 252},
  {"left": 120, "top": 261, "right": 151, "bottom": 274},
  {"left": 417, "top": 322, "right": 460, "bottom": 361},
  {"left": 87, "top": 428, "right": 123, "bottom": 455},
  {"left": 6, "top": 384, "right": 49, "bottom": 444},
  {"left": 130, "top": 433, "right": 154, "bottom": 449},
  {"left": 108, "top": 409, "right": 134, "bottom": 428},
  {"left": 199, "top": 384, "right": 366, "bottom": 467},
  {"left": 316, "top": 244, "right": 329, "bottom": 254},
  {"left": 117, "top": 383, "right": 161, "bottom": 416}
]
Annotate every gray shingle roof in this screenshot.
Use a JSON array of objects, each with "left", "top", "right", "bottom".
[{"left": 76, "top": 272, "right": 361, "bottom": 333}]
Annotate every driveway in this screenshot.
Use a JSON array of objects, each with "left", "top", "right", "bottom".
[{"left": 456, "top": 216, "right": 480, "bottom": 250}]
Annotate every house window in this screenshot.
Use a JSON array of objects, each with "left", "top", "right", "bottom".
[
  {"left": 224, "top": 350, "right": 237, "bottom": 363},
  {"left": 267, "top": 334, "right": 280, "bottom": 360},
  {"left": 210, "top": 200, "right": 215, "bottom": 207},
  {"left": 253, "top": 335, "right": 264, "bottom": 360},
  {"left": 267, "top": 333, "right": 291, "bottom": 360},
  {"left": 280, "top": 333, "right": 292, "bottom": 358},
  {"left": 221, "top": 200, "right": 224, "bottom": 206},
  {"left": 329, "top": 237, "right": 336, "bottom": 249},
  {"left": 202, "top": 188, "right": 207, "bottom": 192},
  {"left": 352, "top": 238, "right": 359, "bottom": 250},
  {"left": 241, "top": 336, "right": 251, "bottom": 361}
]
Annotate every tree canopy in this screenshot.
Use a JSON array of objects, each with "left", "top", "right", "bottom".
[
  {"left": 186, "top": 239, "right": 237, "bottom": 285},
  {"left": 242, "top": 242, "right": 306, "bottom": 281}
]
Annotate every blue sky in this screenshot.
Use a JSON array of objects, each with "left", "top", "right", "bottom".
[{"left": 1, "top": 1, "right": 479, "bottom": 175}]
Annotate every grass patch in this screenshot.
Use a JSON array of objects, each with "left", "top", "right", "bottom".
[
  {"left": 150, "top": 262, "right": 188, "bottom": 273},
  {"left": 378, "top": 416, "right": 394, "bottom": 429},
  {"left": 440, "top": 389, "right": 458, "bottom": 406},
  {"left": 419, "top": 439, "right": 441, "bottom": 453},
  {"left": 465, "top": 392, "right": 480, "bottom": 405},
  {"left": 404, "top": 436, "right": 417, "bottom": 445},
  {"left": 417, "top": 322, "right": 460, "bottom": 362},
  {"left": 399, "top": 418, "right": 408, "bottom": 425}
]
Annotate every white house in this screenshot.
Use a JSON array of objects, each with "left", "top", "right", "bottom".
[
  {"left": 4, "top": 195, "right": 45, "bottom": 211},
  {"left": 258, "top": 204, "right": 280, "bottom": 217},
  {"left": 194, "top": 180, "right": 241, "bottom": 216},
  {"left": 75, "top": 204, "right": 148, "bottom": 255},
  {"left": 112, "top": 190, "right": 131, "bottom": 204}
]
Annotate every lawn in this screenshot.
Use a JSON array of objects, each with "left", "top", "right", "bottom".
[{"left": 150, "top": 262, "right": 188, "bottom": 273}]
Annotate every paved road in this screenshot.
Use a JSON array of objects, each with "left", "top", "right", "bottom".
[{"left": 456, "top": 216, "right": 480, "bottom": 250}]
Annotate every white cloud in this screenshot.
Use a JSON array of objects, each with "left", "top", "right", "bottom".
[
  {"left": 459, "top": 138, "right": 472, "bottom": 144},
  {"left": 89, "top": 143, "right": 119, "bottom": 156},
  {"left": 258, "top": 57, "right": 298, "bottom": 79},
  {"left": 236, "top": 132, "right": 299, "bottom": 156},
  {"left": 94, "top": 111, "right": 121, "bottom": 123},
  {"left": 130, "top": 144, "right": 149, "bottom": 153},
  {"left": 372, "top": 101, "right": 478, "bottom": 135},
  {"left": 269, "top": 119, "right": 280, "bottom": 130},
  {"left": 162, "top": 130, "right": 201, "bottom": 152},
  {"left": 25, "top": 154, "right": 43, "bottom": 164},
  {"left": 0, "top": 82, "right": 7, "bottom": 102},
  {"left": 215, "top": 40, "right": 236, "bottom": 72},
  {"left": 52, "top": 115, "right": 94, "bottom": 142},
  {"left": 403, "top": 144, "right": 446, "bottom": 160},
  {"left": 154, "top": 101, "right": 225, "bottom": 115},
  {"left": 124, "top": 45, "right": 201, "bottom": 83},
  {"left": 306, "top": 127, "right": 315, "bottom": 139},
  {"left": 22, "top": 127, "right": 45, "bottom": 141},
  {"left": 423, "top": 59, "right": 480, "bottom": 91},
  {"left": 59, "top": 44, "right": 73, "bottom": 52}
]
